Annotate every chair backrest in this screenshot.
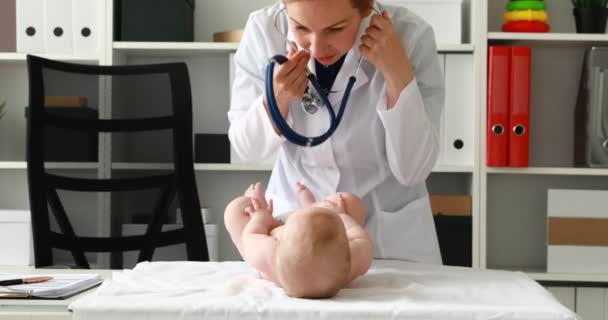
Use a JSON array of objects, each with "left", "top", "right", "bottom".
[{"left": 26, "top": 55, "right": 209, "bottom": 268}]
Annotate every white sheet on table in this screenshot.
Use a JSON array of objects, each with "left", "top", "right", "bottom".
[{"left": 69, "top": 260, "right": 578, "bottom": 320}]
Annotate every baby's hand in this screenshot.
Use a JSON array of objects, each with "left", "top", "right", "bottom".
[
  {"left": 245, "top": 198, "right": 282, "bottom": 229},
  {"left": 244, "top": 182, "right": 272, "bottom": 211}
]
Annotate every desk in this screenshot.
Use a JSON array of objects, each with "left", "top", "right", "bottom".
[{"left": 0, "top": 266, "right": 111, "bottom": 320}]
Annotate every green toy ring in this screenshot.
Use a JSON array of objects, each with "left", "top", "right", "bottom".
[{"left": 507, "top": 1, "right": 546, "bottom": 11}]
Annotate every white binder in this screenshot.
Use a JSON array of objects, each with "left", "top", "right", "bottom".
[
  {"left": 44, "top": 0, "right": 73, "bottom": 54},
  {"left": 16, "top": 0, "right": 45, "bottom": 53},
  {"left": 435, "top": 53, "right": 447, "bottom": 166},
  {"left": 444, "top": 54, "right": 474, "bottom": 166},
  {"left": 72, "top": 0, "right": 101, "bottom": 55}
]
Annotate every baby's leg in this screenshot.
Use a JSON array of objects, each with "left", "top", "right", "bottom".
[
  {"left": 338, "top": 213, "right": 373, "bottom": 283},
  {"left": 295, "top": 182, "right": 316, "bottom": 208},
  {"left": 326, "top": 192, "right": 366, "bottom": 226},
  {"left": 224, "top": 195, "right": 253, "bottom": 258}
]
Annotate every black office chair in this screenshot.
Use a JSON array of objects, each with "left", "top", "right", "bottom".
[{"left": 26, "top": 55, "right": 209, "bottom": 268}]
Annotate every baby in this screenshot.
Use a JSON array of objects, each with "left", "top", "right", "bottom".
[{"left": 224, "top": 182, "right": 373, "bottom": 298}]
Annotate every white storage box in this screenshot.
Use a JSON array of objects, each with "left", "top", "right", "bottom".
[
  {"left": 122, "top": 223, "right": 219, "bottom": 269},
  {"left": 0, "top": 210, "right": 34, "bottom": 266},
  {"left": 381, "top": 0, "right": 463, "bottom": 44},
  {"left": 547, "top": 189, "right": 608, "bottom": 274}
]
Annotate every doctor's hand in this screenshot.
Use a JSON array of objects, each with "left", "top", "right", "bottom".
[
  {"left": 360, "top": 10, "right": 414, "bottom": 108},
  {"left": 263, "top": 46, "right": 310, "bottom": 122}
]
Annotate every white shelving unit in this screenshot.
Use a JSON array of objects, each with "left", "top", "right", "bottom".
[{"left": 481, "top": 0, "right": 608, "bottom": 286}]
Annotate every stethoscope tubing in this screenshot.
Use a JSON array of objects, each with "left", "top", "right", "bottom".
[{"left": 265, "top": 54, "right": 356, "bottom": 147}]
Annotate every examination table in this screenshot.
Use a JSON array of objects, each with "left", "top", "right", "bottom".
[{"left": 69, "top": 260, "right": 577, "bottom": 320}]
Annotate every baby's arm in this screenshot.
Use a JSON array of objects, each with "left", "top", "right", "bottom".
[
  {"left": 241, "top": 200, "right": 281, "bottom": 284},
  {"left": 338, "top": 213, "right": 373, "bottom": 283}
]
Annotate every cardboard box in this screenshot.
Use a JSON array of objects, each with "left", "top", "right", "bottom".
[
  {"left": 44, "top": 96, "right": 88, "bottom": 108},
  {"left": 0, "top": 210, "right": 33, "bottom": 266},
  {"left": 381, "top": 0, "right": 463, "bottom": 44},
  {"left": 430, "top": 195, "right": 472, "bottom": 267},
  {"left": 213, "top": 29, "right": 243, "bottom": 43},
  {"left": 122, "top": 223, "right": 219, "bottom": 269},
  {"left": 547, "top": 189, "right": 608, "bottom": 274},
  {"left": 430, "top": 195, "right": 472, "bottom": 216}
]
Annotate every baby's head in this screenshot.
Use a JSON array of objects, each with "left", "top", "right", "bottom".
[{"left": 274, "top": 207, "right": 350, "bottom": 298}]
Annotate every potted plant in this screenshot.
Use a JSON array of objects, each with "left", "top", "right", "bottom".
[{"left": 573, "top": 0, "right": 608, "bottom": 33}]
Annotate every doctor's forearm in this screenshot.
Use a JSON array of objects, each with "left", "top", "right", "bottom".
[
  {"left": 388, "top": 128, "right": 438, "bottom": 186},
  {"left": 380, "top": 82, "right": 440, "bottom": 186},
  {"left": 384, "top": 60, "right": 414, "bottom": 109}
]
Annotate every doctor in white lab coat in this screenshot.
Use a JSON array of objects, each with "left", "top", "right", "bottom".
[{"left": 228, "top": 0, "right": 444, "bottom": 264}]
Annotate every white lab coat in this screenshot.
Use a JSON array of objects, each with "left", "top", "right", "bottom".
[{"left": 228, "top": 2, "right": 444, "bottom": 264}]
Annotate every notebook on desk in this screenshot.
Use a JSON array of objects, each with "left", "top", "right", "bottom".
[{"left": 0, "top": 273, "right": 103, "bottom": 299}]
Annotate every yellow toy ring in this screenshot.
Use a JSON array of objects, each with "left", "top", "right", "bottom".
[{"left": 504, "top": 10, "right": 548, "bottom": 23}]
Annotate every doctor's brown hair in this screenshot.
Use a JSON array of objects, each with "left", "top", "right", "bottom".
[{"left": 282, "top": 0, "right": 373, "bottom": 13}]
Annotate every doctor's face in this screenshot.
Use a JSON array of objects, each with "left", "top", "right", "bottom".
[{"left": 285, "top": 0, "right": 371, "bottom": 65}]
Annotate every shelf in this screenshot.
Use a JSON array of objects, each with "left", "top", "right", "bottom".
[
  {"left": 486, "top": 167, "right": 608, "bottom": 176},
  {"left": 0, "top": 161, "right": 100, "bottom": 170},
  {"left": 488, "top": 32, "right": 608, "bottom": 46},
  {"left": 196, "top": 163, "right": 273, "bottom": 171},
  {"left": 112, "top": 42, "right": 473, "bottom": 57},
  {"left": 112, "top": 42, "right": 239, "bottom": 57},
  {"left": 433, "top": 165, "right": 474, "bottom": 173},
  {"left": 437, "top": 43, "right": 474, "bottom": 53},
  {"left": 0, "top": 53, "right": 100, "bottom": 63},
  {"left": 111, "top": 162, "right": 273, "bottom": 171},
  {"left": 110, "top": 163, "right": 470, "bottom": 173}
]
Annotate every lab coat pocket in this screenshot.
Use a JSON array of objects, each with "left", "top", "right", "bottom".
[{"left": 374, "top": 196, "right": 441, "bottom": 264}]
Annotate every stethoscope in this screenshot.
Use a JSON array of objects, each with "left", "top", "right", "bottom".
[{"left": 265, "top": 6, "right": 381, "bottom": 147}]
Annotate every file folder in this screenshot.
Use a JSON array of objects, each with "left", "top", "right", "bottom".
[
  {"left": 444, "top": 53, "right": 474, "bottom": 166},
  {"left": 487, "top": 46, "right": 511, "bottom": 167},
  {"left": 508, "top": 47, "right": 531, "bottom": 167},
  {"left": 73, "top": 0, "right": 101, "bottom": 55},
  {"left": 574, "top": 47, "right": 608, "bottom": 167},
  {"left": 16, "top": 0, "right": 45, "bottom": 53},
  {"left": 44, "top": 0, "right": 73, "bottom": 54},
  {"left": 0, "top": 0, "right": 17, "bottom": 52},
  {"left": 435, "top": 54, "right": 447, "bottom": 165}
]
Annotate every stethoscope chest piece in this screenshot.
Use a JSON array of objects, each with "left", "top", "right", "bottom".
[{"left": 301, "top": 89, "right": 323, "bottom": 115}]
